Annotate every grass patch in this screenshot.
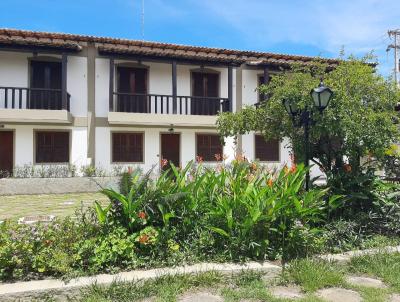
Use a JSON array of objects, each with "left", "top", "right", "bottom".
[
  {"left": 282, "top": 259, "right": 345, "bottom": 292},
  {"left": 78, "top": 271, "right": 223, "bottom": 302},
  {"left": 0, "top": 193, "right": 108, "bottom": 220},
  {"left": 349, "top": 252, "right": 400, "bottom": 291},
  {"left": 354, "top": 287, "right": 390, "bottom": 302}
]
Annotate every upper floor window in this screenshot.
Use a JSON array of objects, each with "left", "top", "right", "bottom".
[
  {"left": 196, "top": 134, "right": 223, "bottom": 162},
  {"left": 30, "top": 60, "right": 62, "bottom": 109},
  {"left": 116, "top": 66, "right": 148, "bottom": 113},
  {"left": 112, "top": 132, "right": 144, "bottom": 163},
  {"left": 191, "top": 71, "right": 219, "bottom": 115},
  {"left": 258, "top": 75, "right": 270, "bottom": 103},
  {"left": 254, "top": 134, "right": 279, "bottom": 162},
  {"left": 35, "top": 131, "right": 69, "bottom": 163}
]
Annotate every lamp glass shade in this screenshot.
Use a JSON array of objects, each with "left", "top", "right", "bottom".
[
  {"left": 311, "top": 85, "right": 333, "bottom": 111},
  {"left": 283, "top": 99, "right": 299, "bottom": 116}
]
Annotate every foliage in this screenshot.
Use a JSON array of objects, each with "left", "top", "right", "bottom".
[
  {"left": 1, "top": 160, "right": 398, "bottom": 282},
  {"left": 94, "top": 160, "right": 338, "bottom": 262},
  {"left": 217, "top": 56, "right": 400, "bottom": 178},
  {"left": 0, "top": 209, "right": 99, "bottom": 280},
  {"left": 382, "top": 144, "right": 400, "bottom": 180}
]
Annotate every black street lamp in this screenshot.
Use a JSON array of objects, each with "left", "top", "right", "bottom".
[{"left": 282, "top": 81, "right": 333, "bottom": 190}]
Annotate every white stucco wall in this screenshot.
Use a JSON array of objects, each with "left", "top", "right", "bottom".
[
  {"left": 95, "top": 59, "right": 236, "bottom": 117},
  {"left": 0, "top": 52, "right": 87, "bottom": 114},
  {"left": 5, "top": 125, "right": 88, "bottom": 169},
  {"left": 95, "top": 127, "right": 236, "bottom": 173},
  {"left": 240, "top": 69, "right": 291, "bottom": 166},
  {"left": 67, "top": 56, "right": 88, "bottom": 117}
]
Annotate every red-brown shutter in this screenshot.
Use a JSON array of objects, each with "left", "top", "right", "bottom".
[{"left": 254, "top": 135, "right": 279, "bottom": 162}]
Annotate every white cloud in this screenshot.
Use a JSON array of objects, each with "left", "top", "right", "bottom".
[{"left": 193, "top": 0, "right": 399, "bottom": 75}]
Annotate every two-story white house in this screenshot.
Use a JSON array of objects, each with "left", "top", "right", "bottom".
[{"left": 0, "top": 29, "right": 338, "bottom": 176}]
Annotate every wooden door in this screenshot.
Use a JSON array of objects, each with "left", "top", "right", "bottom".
[
  {"left": 0, "top": 131, "right": 13, "bottom": 177},
  {"left": 117, "top": 67, "right": 148, "bottom": 113},
  {"left": 160, "top": 133, "right": 180, "bottom": 171},
  {"left": 191, "top": 72, "right": 219, "bottom": 115},
  {"left": 30, "top": 61, "right": 62, "bottom": 109}
]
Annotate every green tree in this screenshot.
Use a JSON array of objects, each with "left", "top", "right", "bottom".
[{"left": 217, "top": 56, "right": 400, "bottom": 178}]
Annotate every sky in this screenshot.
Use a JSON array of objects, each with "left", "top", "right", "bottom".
[{"left": 1, "top": 0, "right": 399, "bottom": 76}]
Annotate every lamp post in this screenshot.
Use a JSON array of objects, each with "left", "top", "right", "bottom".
[{"left": 282, "top": 81, "right": 333, "bottom": 190}]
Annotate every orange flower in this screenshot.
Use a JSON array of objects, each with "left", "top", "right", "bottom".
[
  {"left": 137, "top": 211, "right": 147, "bottom": 219},
  {"left": 214, "top": 153, "right": 222, "bottom": 161},
  {"left": 267, "top": 178, "right": 274, "bottom": 188},
  {"left": 343, "top": 164, "right": 352, "bottom": 173},
  {"left": 138, "top": 234, "right": 149, "bottom": 244},
  {"left": 290, "top": 164, "right": 297, "bottom": 174},
  {"left": 283, "top": 165, "right": 289, "bottom": 174},
  {"left": 250, "top": 162, "right": 257, "bottom": 172},
  {"left": 196, "top": 155, "right": 203, "bottom": 163},
  {"left": 161, "top": 158, "right": 168, "bottom": 167}
]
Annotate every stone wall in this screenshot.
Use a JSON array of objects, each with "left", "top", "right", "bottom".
[{"left": 0, "top": 177, "right": 119, "bottom": 195}]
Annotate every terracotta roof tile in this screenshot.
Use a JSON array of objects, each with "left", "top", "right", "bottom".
[{"left": 0, "top": 28, "right": 340, "bottom": 66}]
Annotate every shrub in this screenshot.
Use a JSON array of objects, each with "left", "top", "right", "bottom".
[
  {"left": 95, "top": 159, "right": 338, "bottom": 262},
  {"left": 0, "top": 210, "right": 99, "bottom": 280}
]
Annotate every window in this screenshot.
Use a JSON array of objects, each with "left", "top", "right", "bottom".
[
  {"left": 196, "top": 134, "right": 223, "bottom": 162},
  {"left": 112, "top": 132, "right": 144, "bottom": 163},
  {"left": 254, "top": 134, "right": 279, "bottom": 162},
  {"left": 258, "top": 75, "right": 270, "bottom": 102},
  {"left": 36, "top": 131, "right": 69, "bottom": 163}
]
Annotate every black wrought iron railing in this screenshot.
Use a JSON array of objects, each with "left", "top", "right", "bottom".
[
  {"left": 0, "top": 87, "right": 70, "bottom": 111},
  {"left": 110, "top": 92, "right": 230, "bottom": 116}
]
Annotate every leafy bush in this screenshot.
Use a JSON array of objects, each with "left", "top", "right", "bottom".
[
  {"left": 0, "top": 209, "right": 99, "bottom": 280},
  {"left": 95, "top": 159, "right": 338, "bottom": 262}
]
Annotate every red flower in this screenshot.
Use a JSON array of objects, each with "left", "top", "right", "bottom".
[
  {"left": 290, "top": 164, "right": 297, "bottom": 174},
  {"left": 137, "top": 211, "right": 147, "bottom": 219},
  {"left": 343, "top": 164, "right": 352, "bottom": 173},
  {"left": 161, "top": 158, "right": 168, "bottom": 167},
  {"left": 138, "top": 234, "right": 149, "bottom": 244}
]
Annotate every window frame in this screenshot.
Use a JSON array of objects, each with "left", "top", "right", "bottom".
[
  {"left": 254, "top": 134, "right": 280, "bottom": 163},
  {"left": 111, "top": 131, "right": 145, "bottom": 164},
  {"left": 34, "top": 130, "right": 70, "bottom": 164},
  {"left": 195, "top": 133, "right": 224, "bottom": 163}
]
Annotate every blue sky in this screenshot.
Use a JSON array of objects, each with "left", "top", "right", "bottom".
[{"left": 1, "top": 0, "right": 399, "bottom": 76}]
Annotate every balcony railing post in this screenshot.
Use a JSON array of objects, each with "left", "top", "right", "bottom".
[
  {"left": 109, "top": 58, "right": 115, "bottom": 112},
  {"left": 172, "top": 60, "right": 177, "bottom": 114},
  {"left": 263, "top": 66, "right": 269, "bottom": 101},
  {"left": 228, "top": 65, "right": 233, "bottom": 112},
  {"left": 61, "top": 54, "right": 68, "bottom": 110}
]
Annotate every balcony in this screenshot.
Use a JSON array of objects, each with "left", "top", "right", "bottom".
[
  {"left": 108, "top": 93, "right": 231, "bottom": 127},
  {"left": 0, "top": 87, "right": 72, "bottom": 124}
]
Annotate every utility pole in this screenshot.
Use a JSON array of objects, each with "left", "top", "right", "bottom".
[{"left": 388, "top": 29, "right": 400, "bottom": 86}]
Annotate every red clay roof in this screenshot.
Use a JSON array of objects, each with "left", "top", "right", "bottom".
[{"left": 0, "top": 28, "right": 339, "bottom": 66}]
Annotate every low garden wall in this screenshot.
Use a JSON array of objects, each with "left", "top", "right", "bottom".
[{"left": 0, "top": 177, "right": 119, "bottom": 195}]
